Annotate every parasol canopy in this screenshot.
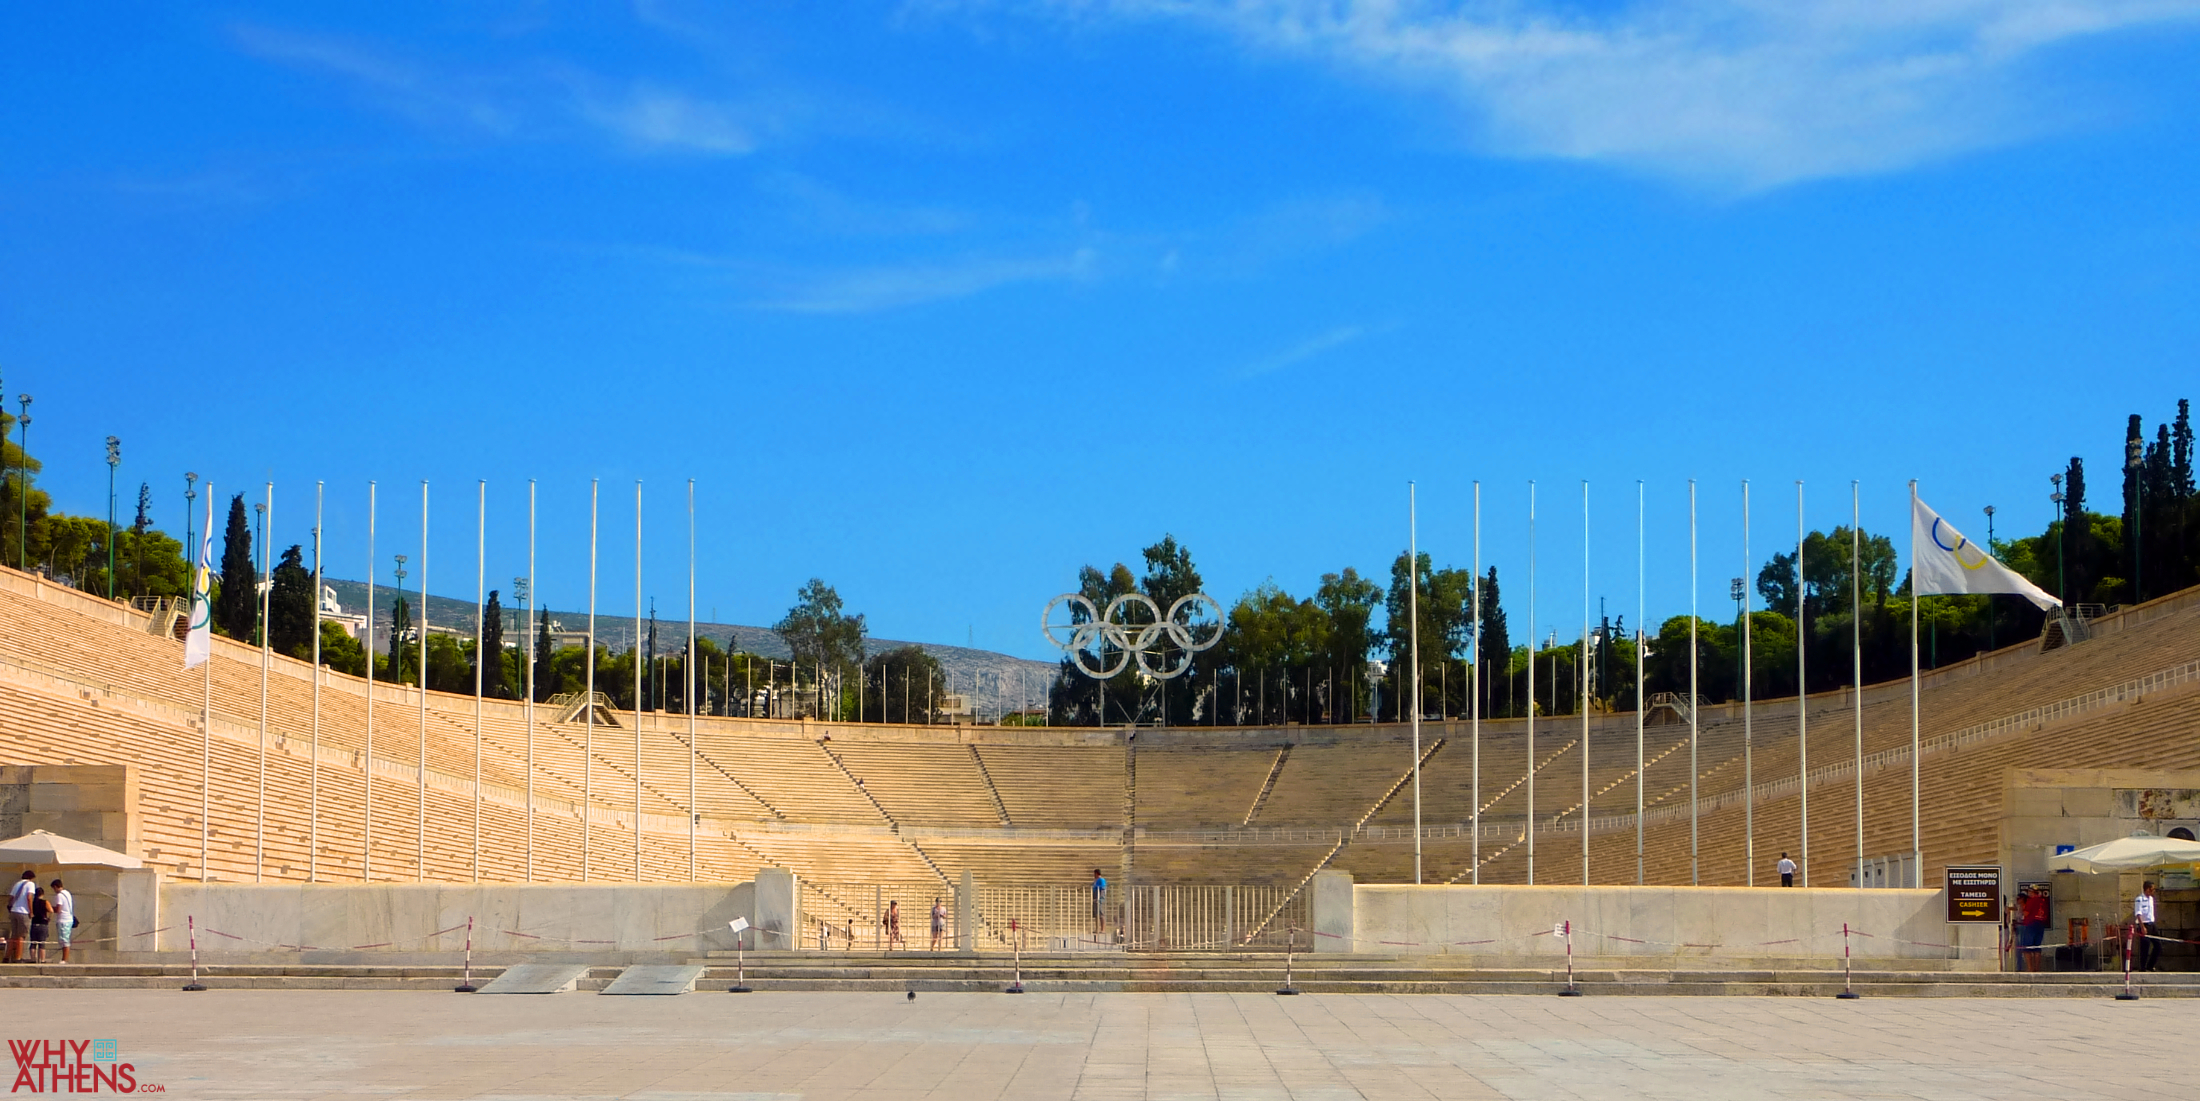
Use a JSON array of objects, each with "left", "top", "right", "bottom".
[
  {"left": 2046, "top": 833, "right": 2200, "bottom": 874},
  {"left": 0, "top": 829, "right": 143, "bottom": 869}
]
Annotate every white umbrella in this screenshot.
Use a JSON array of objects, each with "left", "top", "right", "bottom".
[
  {"left": 2047, "top": 834, "right": 2200, "bottom": 874},
  {"left": 0, "top": 830, "right": 143, "bottom": 869}
]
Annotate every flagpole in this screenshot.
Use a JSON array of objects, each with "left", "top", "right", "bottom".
[
  {"left": 1470, "top": 479, "right": 1481, "bottom": 885},
  {"left": 1689, "top": 479, "right": 1699, "bottom": 886},
  {"left": 1527, "top": 479, "right": 1537, "bottom": 886},
  {"left": 1796, "top": 480, "right": 1808, "bottom": 887},
  {"left": 257, "top": 481, "right": 271, "bottom": 883},
  {"left": 473, "top": 479, "right": 485, "bottom": 884},
  {"left": 1635, "top": 479, "right": 1645, "bottom": 886},
  {"left": 687, "top": 478, "right": 698, "bottom": 882},
  {"left": 1851, "top": 481, "right": 1864, "bottom": 890},
  {"left": 634, "top": 479, "right": 644, "bottom": 883},
  {"left": 526, "top": 479, "right": 536, "bottom": 883},
  {"left": 1742, "top": 479, "right": 1753, "bottom": 887},
  {"left": 1580, "top": 480, "right": 1590, "bottom": 886},
  {"left": 585, "top": 478, "right": 597, "bottom": 883},
  {"left": 365, "top": 481, "right": 375, "bottom": 883},
  {"left": 417, "top": 479, "right": 428, "bottom": 882},
  {"left": 310, "top": 480, "right": 322, "bottom": 883},
  {"left": 1409, "top": 481, "right": 1422, "bottom": 885},
  {"left": 1908, "top": 479, "right": 1921, "bottom": 887}
]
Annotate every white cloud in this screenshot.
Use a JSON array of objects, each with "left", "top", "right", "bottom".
[
  {"left": 580, "top": 85, "right": 756, "bottom": 154},
  {"left": 1241, "top": 323, "right": 1371, "bottom": 377},
  {"left": 753, "top": 248, "right": 1099, "bottom": 312},
  {"left": 1031, "top": 0, "right": 2200, "bottom": 189}
]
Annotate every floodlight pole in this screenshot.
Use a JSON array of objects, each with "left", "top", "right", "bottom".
[{"left": 105, "top": 437, "right": 120, "bottom": 598}]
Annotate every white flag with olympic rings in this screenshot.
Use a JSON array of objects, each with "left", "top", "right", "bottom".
[{"left": 1912, "top": 495, "right": 2061, "bottom": 610}]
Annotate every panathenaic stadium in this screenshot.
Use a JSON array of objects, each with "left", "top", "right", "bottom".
[{"left": 5, "top": 563, "right": 2199, "bottom": 990}]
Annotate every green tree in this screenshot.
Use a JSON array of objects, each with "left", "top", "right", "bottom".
[
  {"left": 775, "top": 578, "right": 866, "bottom": 680},
  {"left": 267, "top": 545, "right": 315, "bottom": 658},
  {"left": 1317, "top": 567, "right": 1382, "bottom": 720},
  {"left": 214, "top": 495, "right": 257, "bottom": 640},
  {"left": 387, "top": 596, "right": 414, "bottom": 684},
  {"left": 533, "top": 613, "right": 561, "bottom": 701},
  {"left": 318, "top": 620, "right": 368, "bottom": 676},
  {"left": 864, "top": 644, "right": 944, "bottom": 724}
]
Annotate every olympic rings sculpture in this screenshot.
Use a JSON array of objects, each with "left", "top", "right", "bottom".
[{"left": 1042, "top": 591, "right": 1223, "bottom": 680}]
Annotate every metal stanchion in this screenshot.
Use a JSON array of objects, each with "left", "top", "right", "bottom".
[
  {"left": 1557, "top": 920, "right": 1582, "bottom": 996},
  {"left": 2115, "top": 925, "right": 2138, "bottom": 1001},
  {"left": 1835, "top": 922, "right": 1860, "bottom": 999},
  {"left": 1276, "top": 924, "right": 1299, "bottom": 995},
  {"left": 728, "top": 917, "right": 753, "bottom": 993},
  {"left": 455, "top": 916, "right": 477, "bottom": 993},
  {"left": 181, "top": 915, "right": 206, "bottom": 992},
  {"left": 1004, "top": 919, "right": 1025, "bottom": 994}
]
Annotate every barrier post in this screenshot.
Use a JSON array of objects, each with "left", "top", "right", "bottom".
[
  {"left": 1004, "top": 919, "right": 1024, "bottom": 994},
  {"left": 181, "top": 915, "right": 206, "bottom": 992},
  {"left": 1557, "top": 920, "right": 1582, "bottom": 996},
  {"left": 2115, "top": 925, "right": 2138, "bottom": 1001},
  {"left": 1834, "top": 922, "right": 1860, "bottom": 999},
  {"left": 454, "top": 916, "right": 477, "bottom": 993},
  {"left": 1276, "top": 924, "right": 1299, "bottom": 995},
  {"left": 728, "top": 917, "right": 753, "bottom": 994}
]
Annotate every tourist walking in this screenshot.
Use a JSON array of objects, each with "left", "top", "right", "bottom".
[
  {"left": 1776, "top": 853, "right": 1796, "bottom": 887},
  {"left": 1091, "top": 869, "right": 1108, "bottom": 934},
  {"left": 6, "top": 871, "right": 32, "bottom": 963},
  {"left": 2133, "top": 881, "right": 2161, "bottom": 972},
  {"left": 885, "top": 899, "right": 904, "bottom": 950}
]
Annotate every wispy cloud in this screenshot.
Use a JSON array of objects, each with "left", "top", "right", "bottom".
[
  {"left": 231, "top": 24, "right": 760, "bottom": 156},
  {"left": 752, "top": 248, "right": 1099, "bottom": 312},
  {"left": 1002, "top": 1, "right": 2200, "bottom": 189},
  {"left": 1240, "top": 323, "right": 1374, "bottom": 378}
]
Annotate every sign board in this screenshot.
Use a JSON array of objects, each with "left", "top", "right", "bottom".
[{"left": 1945, "top": 864, "right": 2002, "bottom": 923}]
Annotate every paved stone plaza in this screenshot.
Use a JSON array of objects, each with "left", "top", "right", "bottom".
[{"left": 6, "top": 989, "right": 2188, "bottom": 1100}]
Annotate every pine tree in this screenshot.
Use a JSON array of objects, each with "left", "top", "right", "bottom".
[
  {"left": 480, "top": 590, "right": 507, "bottom": 698},
  {"left": 267, "top": 545, "right": 316, "bottom": 657},
  {"left": 214, "top": 494, "right": 257, "bottom": 640}
]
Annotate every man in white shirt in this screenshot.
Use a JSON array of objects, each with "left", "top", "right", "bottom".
[
  {"left": 1776, "top": 853, "right": 1797, "bottom": 888},
  {"left": 49, "top": 880, "right": 73, "bottom": 964},
  {"left": 2133, "top": 882, "right": 2161, "bottom": 972},
  {"left": 6, "top": 871, "right": 34, "bottom": 963}
]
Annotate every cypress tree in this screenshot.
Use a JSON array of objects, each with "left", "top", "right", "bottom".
[
  {"left": 267, "top": 545, "right": 316, "bottom": 657},
  {"left": 534, "top": 613, "right": 558, "bottom": 701},
  {"left": 480, "top": 590, "right": 508, "bottom": 698},
  {"left": 214, "top": 494, "right": 257, "bottom": 640}
]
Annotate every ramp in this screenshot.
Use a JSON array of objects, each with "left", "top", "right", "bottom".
[
  {"left": 477, "top": 964, "right": 589, "bottom": 994},
  {"left": 599, "top": 965, "right": 703, "bottom": 996}
]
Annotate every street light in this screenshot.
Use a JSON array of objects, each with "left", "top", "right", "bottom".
[
  {"left": 2049, "top": 474, "right": 2066, "bottom": 602},
  {"left": 105, "top": 436, "right": 120, "bottom": 600},
  {"left": 184, "top": 473, "right": 200, "bottom": 572},
  {"left": 15, "top": 395, "right": 30, "bottom": 572},
  {"left": 1982, "top": 505, "right": 1996, "bottom": 650}
]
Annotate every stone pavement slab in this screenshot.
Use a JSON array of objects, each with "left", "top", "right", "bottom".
[{"left": 2, "top": 990, "right": 2187, "bottom": 1100}]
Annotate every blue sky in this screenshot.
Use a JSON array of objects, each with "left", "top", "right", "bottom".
[{"left": 4, "top": 2, "right": 2198, "bottom": 659}]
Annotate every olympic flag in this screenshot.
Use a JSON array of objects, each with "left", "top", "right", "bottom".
[
  {"left": 1911, "top": 495, "right": 2060, "bottom": 610},
  {"left": 183, "top": 490, "right": 216, "bottom": 668}
]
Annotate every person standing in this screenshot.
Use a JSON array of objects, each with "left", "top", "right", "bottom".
[
  {"left": 2133, "top": 881, "right": 2161, "bottom": 972},
  {"left": 48, "top": 880, "right": 72, "bottom": 964},
  {"left": 1091, "top": 869, "right": 1108, "bottom": 934},
  {"left": 26, "top": 887, "right": 48, "bottom": 964},
  {"left": 885, "top": 899, "right": 904, "bottom": 950},
  {"left": 5, "top": 871, "right": 33, "bottom": 963},
  {"left": 2015, "top": 885, "right": 2050, "bottom": 972},
  {"left": 929, "top": 898, "right": 947, "bottom": 951},
  {"left": 1776, "top": 853, "right": 1797, "bottom": 887}
]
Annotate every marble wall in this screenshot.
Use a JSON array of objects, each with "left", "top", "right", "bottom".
[
  {"left": 1322, "top": 878, "right": 1995, "bottom": 967},
  {"left": 142, "top": 880, "right": 758, "bottom": 965}
]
